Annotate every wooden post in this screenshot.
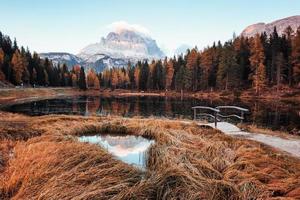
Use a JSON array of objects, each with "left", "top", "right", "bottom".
[
  {"left": 194, "top": 108, "right": 196, "bottom": 120},
  {"left": 241, "top": 111, "right": 244, "bottom": 123},
  {"left": 214, "top": 111, "right": 217, "bottom": 128}
]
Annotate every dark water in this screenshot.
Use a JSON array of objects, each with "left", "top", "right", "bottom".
[
  {"left": 1, "top": 95, "right": 300, "bottom": 131},
  {"left": 78, "top": 134, "right": 154, "bottom": 169}
]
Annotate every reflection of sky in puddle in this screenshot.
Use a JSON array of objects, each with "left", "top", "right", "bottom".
[{"left": 79, "top": 135, "right": 154, "bottom": 169}]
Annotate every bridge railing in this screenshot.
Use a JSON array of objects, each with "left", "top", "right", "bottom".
[
  {"left": 192, "top": 105, "right": 249, "bottom": 127},
  {"left": 216, "top": 106, "right": 249, "bottom": 123},
  {"left": 191, "top": 106, "right": 220, "bottom": 127}
]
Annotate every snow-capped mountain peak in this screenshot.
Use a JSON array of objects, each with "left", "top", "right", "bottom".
[
  {"left": 77, "top": 29, "right": 164, "bottom": 63},
  {"left": 39, "top": 52, "right": 84, "bottom": 69}
]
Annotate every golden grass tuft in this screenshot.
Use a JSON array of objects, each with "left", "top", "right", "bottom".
[{"left": 0, "top": 112, "right": 300, "bottom": 199}]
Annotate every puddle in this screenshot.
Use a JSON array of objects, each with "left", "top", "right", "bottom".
[{"left": 79, "top": 134, "right": 154, "bottom": 169}]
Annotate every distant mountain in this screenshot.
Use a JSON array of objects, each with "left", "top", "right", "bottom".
[
  {"left": 173, "top": 44, "right": 192, "bottom": 56},
  {"left": 39, "top": 52, "right": 83, "bottom": 70},
  {"left": 77, "top": 29, "right": 165, "bottom": 70},
  {"left": 40, "top": 29, "right": 165, "bottom": 72},
  {"left": 78, "top": 30, "right": 164, "bottom": 62},
  {"left": 241, "top": 15, "right": 300, "bottom": 37}
]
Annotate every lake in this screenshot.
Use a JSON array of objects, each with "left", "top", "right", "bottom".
[{"left": 1, "top": 95, "right": 300, "bottom": 132}]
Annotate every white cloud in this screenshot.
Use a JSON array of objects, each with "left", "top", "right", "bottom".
[{"left": 107, "top": 21, "right": 150, "bottom": 36}]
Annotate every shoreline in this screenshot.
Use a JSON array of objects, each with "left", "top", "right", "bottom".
[{"left": 1, "top": 87, "right": 299, "bottom": 105}]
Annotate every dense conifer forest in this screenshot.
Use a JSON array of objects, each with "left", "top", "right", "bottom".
[{"left": 1, "top": 26, "right": 300, "bottom": 93}]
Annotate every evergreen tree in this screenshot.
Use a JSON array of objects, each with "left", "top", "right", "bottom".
[
  {"left": 175, "top": 65, "right": 186, "bottom": 92},
  {"left": 78, "top": 67, "right": 87, "bottom": 90},
  {"left": 292, "top": 27, "right": 300, "bottom": 86},
  {"left": 165, "top": 58, "right": 174, "bottom": 90},
  {"left": 283, "top": 26, "right": 294, "bottom": 86},
  {"left": 270, "top": 27, "right": 281, "bottom": 85},
  {"left": 216, "top": 42, "right": 240, "bottom": 90},
  {"left": 234, "top": 36, "right": 251, "bottom": 87},
  {"left": 275, "top": 52, "right": 286, "bottom": 90},
  {"left": 139, "top": 61, "right": 149, "bottom": 90}
]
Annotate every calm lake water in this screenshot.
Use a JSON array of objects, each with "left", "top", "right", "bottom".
[
  {"left": 2, "top": 95, "right": 300, "bottom": 131},
  {"left": 78, "top": 134, "right": 154, "bottom": 169}
]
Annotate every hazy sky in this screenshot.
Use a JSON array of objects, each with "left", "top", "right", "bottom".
[{"left": 0, "top": 0, "right": 299, "bottom": 55}]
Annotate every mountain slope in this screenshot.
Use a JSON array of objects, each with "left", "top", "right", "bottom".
[
  {"left": 39, "top": 52, "right": 83, "bottom": 69},
  {"left": 241, "top": 15, "right": 300, "bottom": 37},
  {"left": 78, "top": 29, "right": 165, "bottom": 63},
  {"left": 40, "top": 29, "right": 165, "bottom": 72}
]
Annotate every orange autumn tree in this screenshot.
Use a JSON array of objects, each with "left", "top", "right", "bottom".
[
  {"left": 134, "top": 66, "right": 140, "bottom": 90},
  {"left": 165, "top": 58, "right": 174, "bottom": 91},
  {"left": 250, "top": 34, "right": 266, "bottom": 95},
  {"left": 0, "top": 48, "right": 5, "bottom": 81},
  {"left": 87, "top": 69, "right": 97, "bottom": 88},
  {"left": 11, "top": 49, "right": 28, "bottom": 85}
]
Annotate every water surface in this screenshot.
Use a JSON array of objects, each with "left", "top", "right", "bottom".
[
  {"left": 79, "top": 134, "right": 154, "bottom": 169},
  {"left": 2, "top": 95, "right": 300, "bottom": 131}
]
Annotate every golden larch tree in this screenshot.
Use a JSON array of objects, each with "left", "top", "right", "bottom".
[
  {"left": 165, "top": 59, "right": 174, "bottom": 90},
  {"left": 134, "top": 67, "right": 140, "bottom": 89},
  {"left": 250, "top": 34, "right": 266, "bottom": 95},
  {"left": 0, "top": 48, "right": 5, "bottom": 81},
  {"left": 11, "top": 49, "right": 27, "bottom": 85}
]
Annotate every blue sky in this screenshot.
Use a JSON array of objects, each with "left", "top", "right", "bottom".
[{"left": 0, "top": 0, "right": 299, "bottom": 55}]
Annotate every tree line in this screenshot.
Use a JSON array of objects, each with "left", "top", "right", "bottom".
[
  {"left": 0, "top": 31, "right": 92, "bottom": 90},
  {"left": 101, "top": 26, "right": 300, "bottom": 94},
  {"left": 1, "top": 26, "right": 300, "bottom": 94}
]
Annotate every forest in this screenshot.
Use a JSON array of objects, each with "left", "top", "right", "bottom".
[{"left": 1, "top": 26, "right": 300, "bottom": 94}]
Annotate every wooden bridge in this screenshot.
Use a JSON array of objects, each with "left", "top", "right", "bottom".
[{"left": 192, "top": 105, "right": 249, "bottom": 127}]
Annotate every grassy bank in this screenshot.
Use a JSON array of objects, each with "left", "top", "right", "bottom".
[
  {"left": 1, "top": 87, "right": 300, "bottom": 105},
  {"left": 0, "top": 112, "right": 299, "bottom": 199}
]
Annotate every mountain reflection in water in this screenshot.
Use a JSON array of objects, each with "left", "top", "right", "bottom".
[{"left": 79, "top": 134, "right": 154, "bottom": 168}]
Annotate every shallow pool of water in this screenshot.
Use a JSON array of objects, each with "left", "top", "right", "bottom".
[{"left": 78, "top": 134, "right": 154, "bottom": 169}]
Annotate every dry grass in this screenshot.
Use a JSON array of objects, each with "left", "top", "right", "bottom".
[
  {"left": 0, "top": 112, "right": 300, "bottom": 199},
  {"left": 239, "top": 124, "right": 300, "bottom": 138}
]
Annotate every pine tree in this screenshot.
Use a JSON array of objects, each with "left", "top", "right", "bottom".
[
  {"left": 283, "top": 26, "right": 293, "bottom": 86},
  {"left": 78, "top": 67, "right": 87, "bottom": 90},
  {"left": 292, "top": 27, "right": 300, "bottom": 86},
  {"left": 275, "top": 52, "right": 286, "bottom": 90},
  {"left": 175, "top": 65, "right": 185, "bottom": 92},
  {"left": 165, "top": 59, "right": 174, "bottom": 90},
  {"left": 44, "top": 69, "right": 49, "bottom": 86},
  {"left": 216, "top": 42, "right": 240, "bottom": 90},
  {"left": 139, "top": 61, "right": 149, "bottom": 90},
  {"left": 234, "top": 36, "right": 251, "bottom": 87},
  {"left": 270, "top": 27, "right": 281, "bottom": 85},
  {"left": 250, "top": 34, "right": 266, "bottom": 95}
]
